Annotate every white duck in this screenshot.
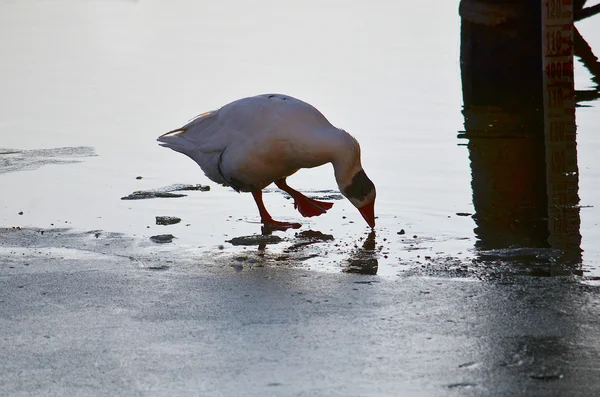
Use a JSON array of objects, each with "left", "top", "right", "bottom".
[{"left": 157, "top": 94, "right": 376, "bottom": 230}]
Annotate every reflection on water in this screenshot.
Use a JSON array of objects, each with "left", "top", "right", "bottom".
[
  {"left": 574, "top": 27, "right": 600, "bottom": 103},
  {"left": 459, "top": 1, "right": 588, "bottom": 273},
  {"left": 460, "top": 110, "right": 549, "bottom": 251},
  {"left": 343, "top": 230, "right": 378, "bottom": 275},
  {"left": 221, "top": 229, "right": 378, "bottom": 275}
]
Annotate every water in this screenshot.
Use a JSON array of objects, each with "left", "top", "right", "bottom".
[{"left": 0, "top": 0, "right": 599, "bottom": 279}]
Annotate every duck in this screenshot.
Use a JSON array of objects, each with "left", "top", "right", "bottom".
[{"left": 157, "top": 94, "right": 376, "bottom": 230}]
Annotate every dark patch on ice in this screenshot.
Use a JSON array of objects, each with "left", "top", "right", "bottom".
[
  {"left": 0, "top": 147, "right": 96, "bottom": 174},
  {"left": 156, "top": 216, "right": 182, "bottom": 225},
  {"left": 286, "top": 230, "right": 334, "bottom": 252},
  {"left": 308, "top": 194, "right": 344, "bottom": 201},
  {"left": 530, "top": 372, "right": 563, "bottom": 381},
  {"left": 122, "top": 191, "right": 186, "bottom": 199},
  {"left": 150, "top": 234, "right": 175, "bottom": 243},
  {"left": 296, "top": 230, "right": 334, "bottom": 241},
  {"left": 146, "top": 265, "right": 170, "bottom": 271},
  {"left": 446, "top": 383, "right": 478, "bottom": 389},
  {"left": 121, "top": 184, "right": 210, "bottom": 200},
  {"left": 226, "top": 235, "right": 283, "bottom": 246}
]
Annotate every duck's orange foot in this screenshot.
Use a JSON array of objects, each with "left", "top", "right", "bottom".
[
  {"left": 293, "top": 195, "right": 334, "bottom": 218},
  {"left": 262, "top": 219, "right": 302, "bottom": 231}
]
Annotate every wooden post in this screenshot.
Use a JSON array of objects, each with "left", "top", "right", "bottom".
[{"left": 541, "top": 0, "right": 582, "bottom": 263}]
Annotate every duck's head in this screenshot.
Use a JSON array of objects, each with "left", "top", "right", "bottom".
[
  {"left": 340, "top": 169, "right": 376, "bottom": 228},
  {"left": 333, "top": 133, "right": 376, "bottom": 228}
]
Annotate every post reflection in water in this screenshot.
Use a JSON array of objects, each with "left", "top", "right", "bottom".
[{"left": 459, "top": 0, "right": 583, "bottom": 272}]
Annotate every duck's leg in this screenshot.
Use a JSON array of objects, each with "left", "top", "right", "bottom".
[
  {"left": 274, "top": 179, "right": 334, "bottom": 218},
  {"left": 251, "top": 190, "right": 302, "bottom": 230}
]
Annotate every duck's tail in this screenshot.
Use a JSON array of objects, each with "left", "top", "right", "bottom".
[
  {"left": 157, "top": 127, "right": 194, "bottom": 156},
  {"left": 157, "top": 121, "right": 226, "bottom": 186},
  {"left": 157, "top": 110, "right": 218, "bottom": 155}
]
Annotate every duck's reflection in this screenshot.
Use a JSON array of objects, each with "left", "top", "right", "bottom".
[
  {"left": 231, "top": 228, "right": 378, "bottom": 274},
  {"left": 343, "top": 230, "right": 378, "bottom": 275}
]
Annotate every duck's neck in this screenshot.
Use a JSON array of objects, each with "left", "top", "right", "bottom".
[{"left": 331, "top": 130, "right": 363, "bottom": 191}]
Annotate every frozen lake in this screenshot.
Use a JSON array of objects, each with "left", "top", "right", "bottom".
[{"left": 1, "top": 0, "right": 599, "bottom": 279}]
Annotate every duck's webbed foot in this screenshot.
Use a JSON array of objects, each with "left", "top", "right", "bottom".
[
  {"left": 275, "top": 179, "right": 333, "bottom": 218},
  {"left": 261, "top": 219, "right": 302, "bottom": 231},
  {"left": 251, "top": 190, "right": 302, "bottom": 231},
  {"left": 292, "top": 194, "right": 334, "bottom": 218}
]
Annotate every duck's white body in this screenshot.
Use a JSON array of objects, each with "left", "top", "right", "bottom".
[{"left": 158, "top": 94, "right": 376, "bottom": 229}]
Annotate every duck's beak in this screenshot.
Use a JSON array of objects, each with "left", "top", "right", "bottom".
[{"left": 358, "top": 201, "right": 375, "bottom": 228}]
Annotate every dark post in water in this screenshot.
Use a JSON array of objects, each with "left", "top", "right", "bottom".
[{"left": 459, "top": 0, "right": 581, "bottom": 269}]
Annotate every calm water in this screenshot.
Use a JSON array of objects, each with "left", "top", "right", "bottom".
[{"left": 1, "top": 0, "right": 599, "bottom": 279}]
